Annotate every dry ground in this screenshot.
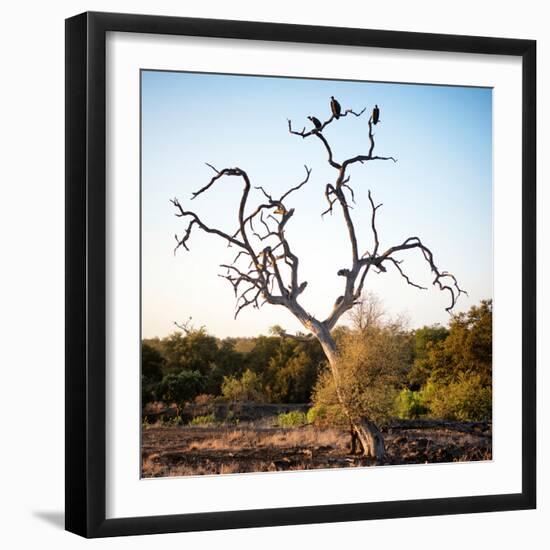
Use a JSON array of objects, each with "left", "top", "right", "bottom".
[{"left": 141, "top": 422, "right": 492, "bottom": 478}]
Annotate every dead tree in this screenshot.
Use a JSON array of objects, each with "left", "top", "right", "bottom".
[{"left": 171, "top": 100, "right": 465, "bottom": 461}]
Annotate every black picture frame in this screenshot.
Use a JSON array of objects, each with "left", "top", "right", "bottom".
[{"left": 65, "top": 11, "right": 536, "bottom": 538}]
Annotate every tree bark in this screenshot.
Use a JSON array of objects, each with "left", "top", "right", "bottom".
[
  {"left": 312, "top": 324, "right": 386, "bottom": 461},
  {"left": 352, "top": 418, "right": 385, "bottom": 459}
]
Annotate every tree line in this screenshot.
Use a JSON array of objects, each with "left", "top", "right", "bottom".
[{"left": 142, "top": 298, "right": 492, "bottom": 423}]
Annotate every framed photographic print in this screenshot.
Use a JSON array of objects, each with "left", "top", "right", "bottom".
[{"left": 65, "top": 11, "right": 536, "bottom": 538}]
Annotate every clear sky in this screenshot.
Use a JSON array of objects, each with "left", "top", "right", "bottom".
[{"left": 141, "top": 70, "right": 492, "bottom": 339}]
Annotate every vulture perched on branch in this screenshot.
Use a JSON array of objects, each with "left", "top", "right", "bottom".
[
  {"left": 330, "top": 96, "right": 342, "bottom": 119},
  {"left": 372, "top": 104, "right": 380, "bottom": 125},
  {"left": 308, "top": 115, "right": 322, "bottom": 131}
]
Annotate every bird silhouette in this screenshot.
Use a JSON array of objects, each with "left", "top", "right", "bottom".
[
  {"left": 330, "top": 96, "right": 342, "bottom": 119},
  {"left": 308, "top": 116, "right": 322, "bottom": 130},
  {"left": 372, "top": 104, "right": 380, "bottom": 125}
]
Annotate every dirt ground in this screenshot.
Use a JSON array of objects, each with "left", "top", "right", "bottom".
[{"left": 141, "top": 421, "right": 492, "bottom": 478}]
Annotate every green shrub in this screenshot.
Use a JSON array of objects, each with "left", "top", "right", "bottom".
[
  {"left": 421, "top": 373, "right": 492, "bottom": 421},
  {"left": 173, "top": 414, "right": 184, "bottom": 425},
  {"left": 310, "top": 320, "right": 411, "bottom": 426},
  {"left": 394, "top": 388, "right": 428, "bottom": 419},
  {"left": 221, "top": 369, "right": 265, "bottom": 402},
  {"left": 306, "top": 404, "right": 348, "bottom": 428},
  {"left": 189, "top": 413, "right": 217, "bottom": 426},
  {"left": 158, "top": 370, "right": 204, "bottom": 407},
  {"left": 275, "top": 410, "right": 308, "bottom": 428}
]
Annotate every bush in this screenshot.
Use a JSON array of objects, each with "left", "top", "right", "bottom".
[
  {"left": 310, "top": 320, "right": 410, "bottom": 427},
  {"left": 221, "top": 369, "right": 265, "bottom": 402},
  {"left": 189, "top": 413, "right": 217, "bottom": 426},
  {"left": 421, "top": 373, "right": 492, "bottom": 421},
  {"left": 275, "top": 411, "right": 308, "bottom": 428},
  {"left": 170, "top": 414, "right": 183, "bottom": 426},
  {"left": 158, "top": 370, "right": 204, "bottom": 408},
  {"left": 394, "top": 388, "right": 428, "bottom": 419},
  {"left": 141, "top": 343, "right": 166, "bottom": 406},
  {"left": 306, "top": 404, "right": 348, "bottom": 428},
  {"left": 141, "top": 381, "right": 159, "bottom": 408}
]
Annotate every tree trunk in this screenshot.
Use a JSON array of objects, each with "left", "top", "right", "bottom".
[
  {"left": 312, "top": 324, "right": 386, "bottom": 461},
  {"left": 352, "top": 418, "right": 385, "bottom": 459}
]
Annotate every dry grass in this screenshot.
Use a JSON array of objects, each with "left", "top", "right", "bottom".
[
  {"left": 141, "top": 422, "right": 491, "bottom": 478},
  {"left": 184, "top": 426, "right": 347, "bottom": 452},
  {"left": 141, "top": 425, "right": 352, "bottom": 478},
  {"left": 259, "top": 427, "right": 347, "bottom": 448},
  {"left": 141, "top": 454, "right": 165, "bottom": 477}
]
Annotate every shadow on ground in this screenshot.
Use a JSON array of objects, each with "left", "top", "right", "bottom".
[{"left": 33, "top": 510, "right": 65, "bottom": 530}]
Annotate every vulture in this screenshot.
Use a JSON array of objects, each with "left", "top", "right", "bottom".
[
  {"left": 330, "top": 96, "right": 342, "bottom": 119},
  {"left": 308, "top": 115, "right": 322, "bottom": 130},
  {"left": 372, "top": 104, "right": 380, "bottom": 125}
]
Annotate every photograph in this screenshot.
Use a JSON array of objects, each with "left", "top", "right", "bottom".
[
  {"left": 140, "top": 70, "right": 493, "bottom": 478},
  {"left": 0, "top": 1, "right": 542, "bottom": 545}
]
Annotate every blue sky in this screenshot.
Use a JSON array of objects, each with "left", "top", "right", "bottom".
[{"left": 141, "top": 70, "right": 492, "bottom": 338}]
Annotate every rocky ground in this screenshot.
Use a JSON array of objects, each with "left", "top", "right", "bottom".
[{"left": 141, "top": 420, "right": 492, "bottom": 478}]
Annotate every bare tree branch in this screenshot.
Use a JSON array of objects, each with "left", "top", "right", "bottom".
[
  {"left": 386, "top": 257, "right": 427, "bottom": 290},
  {"left": 174, "top": 317, "right": 194, "bottom": 334},
  {"left": 376, "top": 236, "right": 468, "bottom": 312},
  {"left": 173, "top": 99, "right": 463, "bottom": 329},
  {"left": 172, "top": 164, "right": 312, "bottom": 319},
  {"left": 171, "top": 198, "right": 245, "bottom": 253},
  {"left": 288, "top": 102, "right": 461, "bottom": 329}
]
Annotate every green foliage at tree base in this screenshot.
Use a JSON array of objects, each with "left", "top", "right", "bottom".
[
  {"left": 189, "top": 413, "right": 217, "bottom": 426},
  {"left": 421, "top": 373, "right": 492, "bottom": 422},
  {"left": 275, "top": 411, "right": 308, "bottom": 428},
  {"left": 395, "top": 374, "right": 492, "bottom": 422},
  {"left": 306, "top": 404, "right": 348, "bottom": 428},
  {"left": 394, "top": 388, "right": 429, "bottom": 419}
]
